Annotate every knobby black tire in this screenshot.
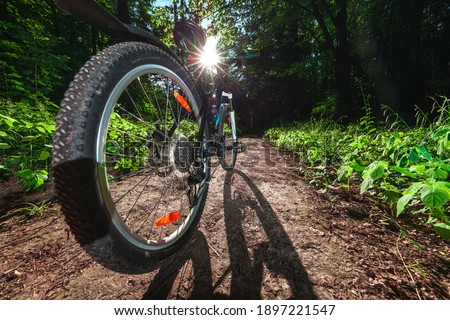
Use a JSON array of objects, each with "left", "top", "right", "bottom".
[
  {"left": 52, "top": 42, "right": 209, "bottom": 273},
  {"left": 218, "top": 106, "right": 237, "bottom": 171}
]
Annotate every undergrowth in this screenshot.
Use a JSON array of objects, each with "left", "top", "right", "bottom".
[
  {"left": 264, "top": 96, "right": 450, "bottom": 240},
  {"left": 0, "top": 98, "right": 201, "bottom": 192},
  {"left": 0, "top": 99, "right": 56, "bottom": 191}
]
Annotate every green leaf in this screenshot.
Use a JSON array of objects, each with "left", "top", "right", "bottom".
[
  {"left": 18, "top": 169, "right": 33, "bottom": 179},
  {"left": 350, "top": 162, "right": 365, "bottom": 173},
  {"left": 433, "top": 222, "right": 450, "bottom": 240},
  {"left": 24, "top": 179, "right": 35, "bottom": 192},
  {"left": 0, "top": 114, "right": 17, "bottom": 127},
  {"left": 399, "top": 229, "right": 425, "bottom": 249},
  {"left": 360, "top": 177, "right": 373, "bottom": 194},
  {"left": 337, "top": 165, "right": 353, "bottom": 180},
  {"left": 39, "top": 150, "right": 51, "bottom": 160},
  {"left": 34, "top": 177, "right": 44, "bottom": 189},
  {"left": 410, "top": 239, "right": 425, "bottom": 250},
  {"left": 0, "top": 142, "right": 11, "bottom": 149},
  {"left": 415, "top": 146, "right": 432, "bottom": 161},
  {"left": 397, "top": 193, "right": 414, "bottom": 216},
  {"left": 389, "top": 166, "right": 417, "bottom": 179},
  {"left": 420, "top": 185, "right": 449, "bottom": 208},
  {"left": 438, "top": 161, "right": 450, "bottom": 173},
  {"left": 437, "top": 141, "right": 445, "bottom": 155},
  {"left": 434, "top": 127, "right": 450, "bottom": 138},
  {"left": 429, "top": 208, "right": 448, "bottom": 220},
  {"left": 370, "top": 164, "right": 385, "bottom": 180},
  {"left": 41, "top": 123, "right": 55, "bottom": 133},
  {"left": 404, "top": 182, "right": 425, "bottom": 194},
  {"left": 36, "top": 126, "right": 46, "bottom": 134},
  {"left": 363, "top": 162, "right": 387, "bottom": 181},
  {"left": 382, "top": 190, "right": 401, "bottom": 203},
  {"left": 396, "top": 154, "right": 408, "bottom": 167},
  {"left": 436, "top": 181, "right": 450, "bottom": 189},
  {"left": 35, "top": 170, "right": 48, "bottom": 180},
  {"left": 425, "top": 168, "right": 448, "bottom": 180},
  {"left": 409, "top": 164, "right": 426, "bottom": 174},
  {"left": 22, "top": 136, "right": 38, "bottom": 142},
  {"left": 408, "top": 150, "right": 419, "bottom": 163}
]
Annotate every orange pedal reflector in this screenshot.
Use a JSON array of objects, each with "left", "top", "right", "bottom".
[
  {"left": 173, "top": 92, "right": 192, "bottom": 113},
  {"left": 155, "top": 211, "right": 180, "bottom": 227}
]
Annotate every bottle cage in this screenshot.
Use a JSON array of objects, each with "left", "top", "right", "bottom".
[{"left": 173, "top": 21, "right": 207, "bottom": 54}]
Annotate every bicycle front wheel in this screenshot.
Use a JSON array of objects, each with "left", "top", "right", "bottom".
[
  {"left": 53, "top": 42, "right": 210, "bottom": 273},
  {"left": 218, "top": 106, "right": 237, "bottom": 170}
]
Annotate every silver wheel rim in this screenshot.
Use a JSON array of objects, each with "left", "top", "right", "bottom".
[{"left": 95, "top": 64, "right": 206, "bottom": 251}]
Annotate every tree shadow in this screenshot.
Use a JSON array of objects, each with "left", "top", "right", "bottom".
[{"left": 223, "top": 169, "right": 317, "bottom": 299}]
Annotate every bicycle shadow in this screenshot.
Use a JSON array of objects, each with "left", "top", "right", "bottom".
[
  {"left": 143, "top": 169, "right": 316, "bottom": 299},
  {"left": 142, "top": 230, "right": 219, "bottom": 299},
  {"left": 223, "top": 169, "right": 317, "bottom": 299}
]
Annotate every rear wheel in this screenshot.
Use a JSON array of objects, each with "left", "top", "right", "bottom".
[{"left": 53, "top": 42, "right": 209, "bottom": 273}]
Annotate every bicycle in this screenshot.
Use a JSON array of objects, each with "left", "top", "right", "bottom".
[{"left": 52, "top": 0, "right": 245, "bottom": 273}]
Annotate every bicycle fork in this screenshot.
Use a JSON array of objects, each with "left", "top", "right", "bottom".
[{"left": 220, "top": 92, "right": 245, "bottom": 153}]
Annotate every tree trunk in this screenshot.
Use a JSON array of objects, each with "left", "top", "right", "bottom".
[
  {"left": 335, "top": 45, "right": 352, "bottom": 119},
  {"left": 311, "top": 0, "right": 352, "bottom": 119},
  {"left": 334, "top": 0, "right": 352, "bottom": 119},
  {"left": 405, "top": 0, "right": 426, "bottom": 112},
  {"left": 174, "top": 0, "right": 178, "bottom": 23},
  {"left": 0, "top": 0, "right": 8, "bottom": 21}
]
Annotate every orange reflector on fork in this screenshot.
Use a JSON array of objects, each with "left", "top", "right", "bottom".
[
  {"left": 155, "top": 211, "right": 181, "bottom": 227},
  {"left": 173, "top": 92, "right": 192, "bottom": 113}
]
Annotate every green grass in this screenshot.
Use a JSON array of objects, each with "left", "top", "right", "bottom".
[{"left": 264, "top": 96, "right": 450, "bottom": 240}]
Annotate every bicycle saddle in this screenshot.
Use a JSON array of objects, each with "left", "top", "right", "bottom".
[{"left": 173, "top": 21, "right": 207, "bottom": 53}]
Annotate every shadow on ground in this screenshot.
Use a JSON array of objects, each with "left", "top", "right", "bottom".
[{"left": 143, "top": 169, "right": 316, "bottom": 299}]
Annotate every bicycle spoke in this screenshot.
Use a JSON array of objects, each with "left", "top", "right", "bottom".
[
  {"left": 123, "top": 174, "right": 154, "bottom": 223},
  {"left": 125, "top": 87, "right": 147, "bottom": 124},
  {"left": 97, "top": 57, "right": 205, "bottom": 248},
  {"left": 150, "top": 76, "right": 166, "bottom": 128},
  {"left": 137, "top": 76, "right": 163, "bottom": 125},
  {"left": 112, "top": 171, "right": 154, "bottom": 205}
]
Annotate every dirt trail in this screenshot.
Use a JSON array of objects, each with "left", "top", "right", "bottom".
[{"left": 1, "top": 138, "right": 449, "bottom": 299}]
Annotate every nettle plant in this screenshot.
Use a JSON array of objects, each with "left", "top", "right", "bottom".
[
  {"left": 359, "top": 98, "right": 450, "bottom": 239},
  {"left": 265, "top": 96, "right": 450, "bottom": 240},
  {"left": 0, "top": 99, "right": 55, "bottom": 191}
]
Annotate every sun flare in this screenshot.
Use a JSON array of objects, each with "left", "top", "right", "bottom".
[{"left": 200, "top": 37, "right": 220, "bottom": 67}]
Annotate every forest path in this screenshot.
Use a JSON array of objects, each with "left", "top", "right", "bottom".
[{"left": 1, "top": 138, "right": 449, "bottom": 299}]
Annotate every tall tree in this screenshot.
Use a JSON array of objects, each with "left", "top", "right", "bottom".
[
  {"left": 0, "top": 0, "right": 71, "bottom": 101},
  {"left": 293, "top": 0, "right": 352, "bottom": 118}
]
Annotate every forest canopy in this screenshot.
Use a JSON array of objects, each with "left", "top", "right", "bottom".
[{"left": 0, "top": 0, "right": 448, "bottom": 128}]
